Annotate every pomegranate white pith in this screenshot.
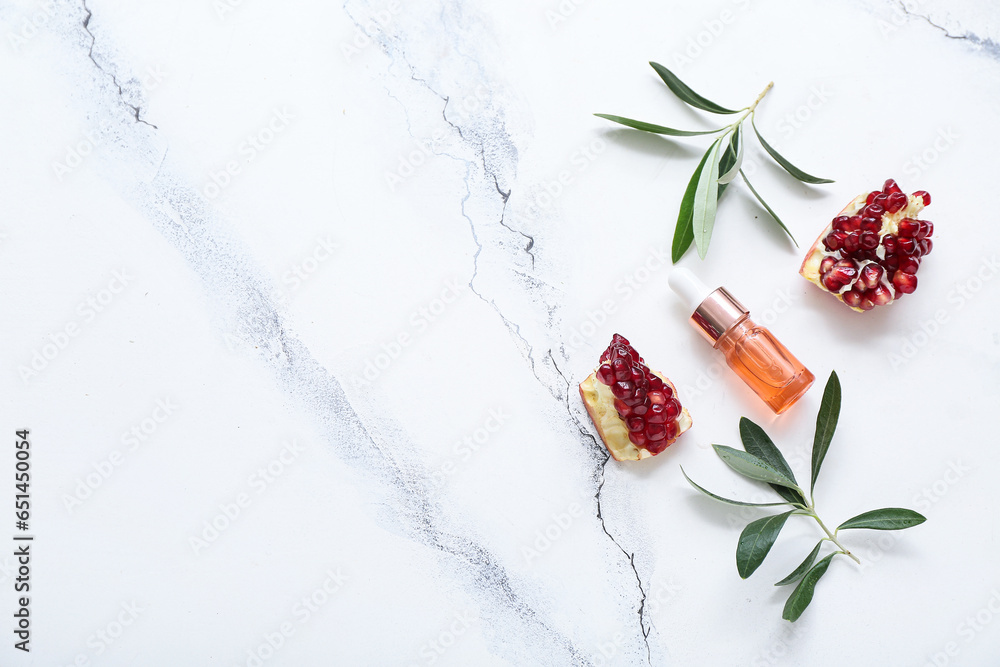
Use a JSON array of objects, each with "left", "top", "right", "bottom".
[
  {"left": 579, "top": 334, "right": 692, "bottom": 461},
  {"left": 800, "top": 179, "right": 934, "bottom": 312}
]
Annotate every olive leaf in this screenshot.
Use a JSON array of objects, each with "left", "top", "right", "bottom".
[
  {"left": 682, "top": 467, "right": 792, "bottom": 508},
  {"left": 592, "top": 114, "right": 725, "bottom": 137},
  {"left": 718, "top": 125, "right": 743, "bottom": 185},
  {"left": 751, "top": 117, "right": 833, "bottom": 184},
  {"left": 782, "top": 554, "right": 836, "bottom": 622},
  {"left": 692, "top": 136, "right": 725, "bottom": 259},
  {"left": 649, "top": 61, "right": 740, "bottom": 115},
  {"left": 673, "top": 137, "right": 736, "bottom": 262},
  {"left": 672, "top": 144, "right": 714, "bottom": 262},
  {"left": 740, "top": 170, "right": 798, "bottom": 247},
  {"left": 775, "top": 540, "right": 825, "bottom": 587},
  {"left": 837, "top": 508, "right": 927, "bottom": 531},
  {"left": 737, "top": 510, "right": 795, "bottom": 579},
  {"left": 739, "top": 417, "right": 806, "bottom": 507},
  {"left": 711, "top": 445, "right": 800, "bottom": 491},
  {"left": 811, "top": 371, "right": 841, "bottom": 495}
]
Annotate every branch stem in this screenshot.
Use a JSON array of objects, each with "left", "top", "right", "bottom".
[
  {"left": 748, "top": 81, "right": 774, "bottom": 113},
  {"left": 809, "top": 512, "right": 860, "bottom": 564}
]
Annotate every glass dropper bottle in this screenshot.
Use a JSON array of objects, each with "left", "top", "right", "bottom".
[{"left": 668, "top": 268, "right": 814, "bottom": 414}]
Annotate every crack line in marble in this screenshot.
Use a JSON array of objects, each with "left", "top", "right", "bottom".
[
  {"left": 80, "top": 0, "right": 158, "bottom": 129},
  {"left": 549, "top": 350, "right": 653, "bottom": 663},
  {"left": 893, "top": 0, "right": 1000, "bottom": 59}
]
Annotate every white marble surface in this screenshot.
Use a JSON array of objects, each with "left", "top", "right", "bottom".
[{"left": 2, "top": 0, "right": 999, "bottom": 664}]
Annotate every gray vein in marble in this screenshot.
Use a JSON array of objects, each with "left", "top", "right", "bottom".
[
  {"left": 492, "top": 172, "right": 536, "bottom": 268},
  {"left": 80, "top": 0, "right": 157, "bottom": 129},
  {"left": 549, "top": 350, "right": 652, "bottom": 664},
  {"left": 894, "top": 0, "right": 1000, "bottom": 59}
]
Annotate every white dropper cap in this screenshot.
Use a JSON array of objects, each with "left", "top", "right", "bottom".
[{"left": 668, "top": 267, "right": 714, "bottom": 312}]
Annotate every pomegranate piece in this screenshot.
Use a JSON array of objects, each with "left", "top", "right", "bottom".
[
  {"left": 579, "top": 334, "right": 692, "bottom": 461},
  {"left": 800, "top": 179, "right": 935, "bottom": 312}
]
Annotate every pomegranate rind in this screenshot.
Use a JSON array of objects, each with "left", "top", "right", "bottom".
[
  {"left": 579, "top": 370, "right": 692, "bottom": 462},
  {"left": 800, "top": 192, "right": 926, "bottom": 312}
]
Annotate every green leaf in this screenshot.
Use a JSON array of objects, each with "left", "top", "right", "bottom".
[
  {"left": 737, "top": 510, "right": 794, "bottom": 579},
  {"left": 782, "top": 554, "right": 836, "bottom": 622},
  {"left": 671, "top": 143, "right": 715, "bottom": 262},
  {"left": 712, "top": 445, "right": 801, "bottom": 491},
  {"left": 752, "top": 118, "right": 833, "bottom": 184},
  {"left": 692, "top": 136, "right": 724, "bottom": 259},
  {"left": 718, "top": 124, "right": 743, "bottom": 185},
  {"left": 775, "top": 540, "right": 824, "bottom": 586},
  {"left": 681, "top": 467, "right": 793, "bottom": 508},
  {"left": 810, "top": 371, "right": 841, "bottom": 495},
  {"left": 739, "top": 418, "right": 806, "bottom": 506},
  {"left": 837, "top": 508, "right": 927, "bottom": 531},
  {"left": 649, "top": 62, "right": 740, "bottom": 115},
  {"left": 739, "top": 170, "right": 799, "bottom": 247},
  {"left": 593, "top": 114, "right": 725, "bottom": 137}
]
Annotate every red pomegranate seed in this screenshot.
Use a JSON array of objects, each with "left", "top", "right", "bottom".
[
  {"left": 883, "top": 178, "right": 902, "bottom": 194},
  {"left": 863, "top": 204, "right": 885, "bottom": 219},
  {"left": 893, "top": 271, "right": 918, "bottom": 294},
  {"left": 845, "top": 215, "right": 862, "bottom": 232},
  {"left": 842, "top": 289, "right": 863, "bottom": 308},
  {"left": 860, "top": 232, "right": 879, "bottom": 250},
  {"left": 648, "top": 375, "right": 663, "bottom": 391},
  {"left": 899, "top": 256, "right": 920, "bottom": 274},
  {"left": 819, "top": 256, "right": 836, "bottom": 275},
  {"left": 912, "top": 190, "right": 931, "bottom": 206},
  {"left": 923, "top": 221, "right": 934, "bottom": 237},
  {"left": 626, "top": 416, "right": 645, "bottom": 432},
  {"left": 611, "top": 358, "right": 630, "bottom": 381},
  {"left": 664, "top": 399, "right": 680, "bottom": 420},
  {"left": 860, "top": 217, "right": 881, "bottom": 233},
  {"left": 614, "top": 399, "right": 633, "bottom": 418},
  {"left": 858, "top": 295, "right": 875, "bottom": 311},
  {"left": 885, "top": 192, "right": 907, "bottom": 213},
  {"left": 898, "top": 237, "right": 917, "bottom": 255},
  {"left": 597, "top": 364, "right": 615, "bottom": 385},
  {"left": 882, "top": 234, "right": 898, "bottom": 254},
  {"left": 843, "top": 233, "right": 861, "bottom": 253},
  {"left": 866, "top": 191, "right": 878, "bottom": 205},
  {"left": 824, "top": 233, "right": 844, "bottom": 251},
  {"left": 859, "top": 264, "right": 884, "bottom": 290},
  {"left": 898, "top": 219, "right": 919, "bottom": 238},
  {"left": 611, "top": 381, "right": 635, "bottom": 400},
  {"left": 883, "top": 255, "right": 900, "bottom": 271},
  {"left": 870, "top": 284, "right": 893, "bottom": 305},
  {"left": 921, "top": 239, "right": 933, "bottom": 255},
  {"left": 873, "top": 193, "right": 889, "bottom": 208},
  {"left": 646, "top": 403, "right": 667, "bottom": 424},
  {"left": 645, "top": 423, "right": 667, "bottom": 441},
  {"left": 662, "top": 421, "right": 679, "bottom": 441},
  {"left": 628, "top": 431, "right": 647, "bottom": 447},
  {"left": 647, "top": 390, "right": 667, "bottom": 405},
  {"left": 832, "top": 216, "right": 851, "bottom": 232}
]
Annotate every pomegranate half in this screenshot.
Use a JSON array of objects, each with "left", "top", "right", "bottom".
[
  {"left": 800, "top": 179, "right": 934, "bottom": 312},
  {"left": 579, "top": 334, "right": 692, "bottom": 461}
]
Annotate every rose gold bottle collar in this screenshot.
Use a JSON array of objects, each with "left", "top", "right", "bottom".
[{"left": 690, "top": 287, "right": 750, "bottom": 345}]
